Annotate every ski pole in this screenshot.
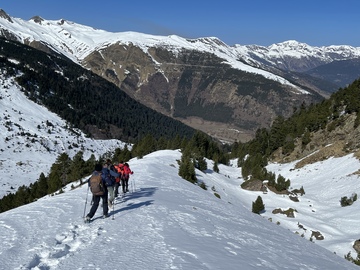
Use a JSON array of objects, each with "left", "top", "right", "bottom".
[
  {"left": 83, "top": 186, "right": 90, "bottom": 218},
  {"left": 112, "top": 198, "right": 115, "bottom": 220}
]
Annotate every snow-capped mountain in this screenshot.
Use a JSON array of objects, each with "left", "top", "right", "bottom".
[
  {"left": 235, "top": 40, "right": 360, "bottom": 71},
  {"left": 0, "top": 11, "right": 306, "bottom": 89},
  {"left": 1, "top": 10, "right": 359, "bottom": 78},
  {"left": 2, "top": 8, "right": 360, "bottom": 143}
]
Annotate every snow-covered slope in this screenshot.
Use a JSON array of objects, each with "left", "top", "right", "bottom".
[
  {"left": 0, "top": 149, "right": 358, "bottom": 269},
  {"left": 0, "top": 69, "right": 126, "bottom": 198}
]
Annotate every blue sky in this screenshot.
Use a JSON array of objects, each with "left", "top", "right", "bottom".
[{"left": 1, "top": 0, "right": 360, "bottom": 47}]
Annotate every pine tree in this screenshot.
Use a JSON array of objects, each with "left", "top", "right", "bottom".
[
  {"left": 195, "top": 155, "right": 207, "bottom": 171},
  {"left": 132, "top": 134, "right": 156, "bottom": 158},
  {"left": 252, "top": 195, "right": 265, "bottom": 214},
  {"left": 84, "top": 154, "right": 97, "bottom": 177},
  {"left": 178, "top": 151, "right": 197, "bottom": 183},
  {"left": 35, "top": 172, "right": 48, "bottom": 198},
  {"left": 275, "top": 174, "right": 290, "bottom": 191},
  {"left": 213, "top": 161, "right": 219, "bottom": 173},
  {"left": 47, "top": 153, "right": 71, "bottom": 193},
  {"left": 68, "top": 151, "right": 85, "bottom": 182}
]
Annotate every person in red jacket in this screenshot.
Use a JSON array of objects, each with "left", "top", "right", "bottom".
[
  {"left": 114, "top": 161, "right": 124, "bottom": 197},
  {"left": 122, "top": 162, "right": 133, "bottom": 193}
]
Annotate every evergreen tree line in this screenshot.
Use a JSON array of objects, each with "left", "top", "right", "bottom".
[
  {"left": 178, "top": 131, "right": 228, "bottom": 184},
  {"left": 0, "top": 131, "right": 226, "bottom": 213},
  {"left": 230, "top": 78, "right": 360, "bottom": 191}
]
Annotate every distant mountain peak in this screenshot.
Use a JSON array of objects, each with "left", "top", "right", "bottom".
[
  {"left": 58, "top": 19, "right": 66, "bottom": 25},
  {"left": 269, "top": 40, "right": 312, "bottom": 51},
  {"left": 30, "top": 15, "right": 44, "bottom": 24},
  {"left": 0, "top": 9, "right": 12, "bottom": 23}
]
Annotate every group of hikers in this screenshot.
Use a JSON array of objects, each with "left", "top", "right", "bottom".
[{"left": 85, "top": 159, "right": 133, "bottom": 222}]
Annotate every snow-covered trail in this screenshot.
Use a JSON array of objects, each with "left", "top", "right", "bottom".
[{"left": 0, "top": 150, "right": 357, "bottom": 269}]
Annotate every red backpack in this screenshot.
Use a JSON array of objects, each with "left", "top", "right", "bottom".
[{"left": 114, "top": 163, "right": 124, "bottom": 181}]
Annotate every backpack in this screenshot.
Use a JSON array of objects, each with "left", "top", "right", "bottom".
[
  {"left": 123, "top": 163, "right": 133, "bottom": 179},
  {"left": 89, "top": 172, "right": 105, "bottom": 195},
  {"left": 114, "top": 164, "right": 121, "bottom": 183},
  {"left": 103, "top": 168, "right": 115, "bottom": 187},
  {"left": 116, "top": 163, "right": 125, "bottom": 180}
]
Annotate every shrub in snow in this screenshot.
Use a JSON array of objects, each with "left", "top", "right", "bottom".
[{"left": 252, "top": 195, "right": 265, "bottom": 214}]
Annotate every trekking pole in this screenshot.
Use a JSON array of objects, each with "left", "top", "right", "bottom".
[
  {"left": 83, "top": 186, "right": 90, "bottom": 218},
  {"left": 112, "top": 199, "right": 115, "bottom": 220}
]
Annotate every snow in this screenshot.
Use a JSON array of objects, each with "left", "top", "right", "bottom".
[
  {"left": 3, "top": 11, "right": 360, "bottom": 97},
  {"left": 0, "top": 15, "right": 310, "bottom": 94},
  {"left": 0, "top": 72, "right": 126, "bottom": 198},
  {"left": 0, "top": 149, "right": 359, "bottom": 269},
  {"left": 1, "top": 21, "right": 360, "bottom": 269}
]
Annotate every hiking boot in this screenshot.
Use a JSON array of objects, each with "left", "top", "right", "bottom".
[
  {"left": 84, "top": 216, "right": 91, "bottom": 223},
  {"left": 103, "top": 214, "right": 110, "bottom": 219}
]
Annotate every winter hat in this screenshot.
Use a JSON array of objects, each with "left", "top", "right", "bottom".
[{"left": 95, "top": 164, "right": 102, "bottom": 172}]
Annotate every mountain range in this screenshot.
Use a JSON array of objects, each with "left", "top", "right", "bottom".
[
  {"left": 2, "top": 8, "right": 360, "bottom": 143},
  {"left": 2, "top": 8, "right": 360, "bottom": 268}
]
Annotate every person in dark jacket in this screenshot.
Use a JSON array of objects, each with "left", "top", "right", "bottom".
[
  {"left": 85, "top": 164, "right": 110, "bottom": 221},
  {"left": 104, "top": 160, "right": 120, "bottom": 208}
]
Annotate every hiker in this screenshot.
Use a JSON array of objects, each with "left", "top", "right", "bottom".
[
  {"left": 114, "top": 161, "right": 124, "bottom": 197},
  {"left": 85, "top": 164, "right": 109, "bottom": 221},
  {"left": 104, "top": 159, "right": 121, "bottom": 208},
  {"left": 122, "top": 162, "right": 133, "bottom": 193}
]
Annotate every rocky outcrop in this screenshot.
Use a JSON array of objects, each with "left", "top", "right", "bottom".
[
  {"left": 271, "top": 113, "right": 360, "bottom": 165},
  {"left": 0, "top": 9, "right": 12, "bottom": 23},
  {"left": 353, "top": 239, "right": 360, "bottom": 254}
]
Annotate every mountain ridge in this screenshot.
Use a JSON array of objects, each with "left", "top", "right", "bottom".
[
  {"left": 2, "top": 9, "right": 360, "bottom": 76},
  {"left": 1, "top": 8, "right": 360, "bottom": 143}
]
